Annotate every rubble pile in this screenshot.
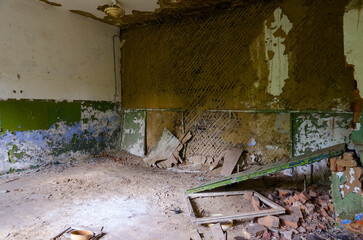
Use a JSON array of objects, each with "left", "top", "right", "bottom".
[{"left": 240, "top": 188, "right": 337, "bottom": 240}]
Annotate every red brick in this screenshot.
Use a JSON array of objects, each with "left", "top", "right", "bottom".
[
  {"left": 262, "top": 230, "right": 271, "bottom": 240},
  {"left": 284, "top": 196, "right": 296, "bottom": 205},
  {"left": 328, "top": 203, "right": 334, "bottom": 212},
  {"left": 297, "top": 226, "right": 306, "bottom": 233},
  {"left": 306, "top": 223, "right": 317, "bottom": 231},
  {"left": 321, "top": 208, "right": 329, "bottom": 218},
  {"left": 279, "top": 215, "right": 299, "bottom": 229},
  {"left": 289, "top": 206, "right": 303, "bottom": 219},
  {"left": 318, "top": 223, "right": 327, "bottom": 230},
  {"left": 277, "top": 188, "right": 293, "bottom": 197},
  {"left": 308, "top": 191, "right": 318, "bottom": 198},
  {"left": 299, "top": 192, "right": 310, "bottom": 202},
  {"left": 251, "top": 196, "right": 260, "bottom": 211},
  {"left": 257, "top": 216, "right": 280, "bottom": 228}
]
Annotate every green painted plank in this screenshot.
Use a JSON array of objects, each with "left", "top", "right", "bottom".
[{"left": 186, "top": 143, "right": 346, "bottom": 194}]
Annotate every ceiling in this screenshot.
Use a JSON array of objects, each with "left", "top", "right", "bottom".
[
  {"left": 41, "top": 0, "right": 160, "bottom": 18},
  {"left": 39, "top": 0, "right": 238, "bottom": 29}
]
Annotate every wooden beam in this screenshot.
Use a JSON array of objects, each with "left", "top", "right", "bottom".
[{"left": 186, "top": 143, "right": 345, "bottom": 194}]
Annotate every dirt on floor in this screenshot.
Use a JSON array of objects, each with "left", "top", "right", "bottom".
[{"left": 0, "top": 152, "right": 361, "bottom": 240}]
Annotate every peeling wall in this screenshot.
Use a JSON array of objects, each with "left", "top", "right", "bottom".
[
  {"left": 344, "top": 0, "right": 363, "bottom": 96},
  {"left": 121, "top": 0, "right": 354, "bottom": 163},
  {"left": 330, "top": 153, "right": 363, "bottom": 229},
  {"left": 0, "top": 100, "right": 119, "bottom": 173},
  {"left": 292, "top": 113, "right": 353, "bottom": 182},
  {"left": 0, "top": 0, "right": 121, "bottom": 173},
  {"left": 264, "top": 7, "right": 292, "bottom": 96}
]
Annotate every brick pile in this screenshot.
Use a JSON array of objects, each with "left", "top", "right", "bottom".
[{"left": 239, "top": 188, "right": 336, "bottom": 240}]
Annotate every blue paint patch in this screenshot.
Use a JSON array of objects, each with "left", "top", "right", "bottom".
[
  {"left": 249, "top": 139, "right": 256, "bottom": 146},
  {"left": 339, "top": 219, "right": 352, "bottom": 228},
  {"left": 0, "top": 106, "right": 120, "bottom": 173}
]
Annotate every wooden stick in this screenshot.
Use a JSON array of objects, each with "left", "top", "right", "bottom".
[
  {"left": 5, "top": 178, "right": 20, "bottom": 184},
  {"left": 50, "top": 226, "right": 71, "bottom": 240}
]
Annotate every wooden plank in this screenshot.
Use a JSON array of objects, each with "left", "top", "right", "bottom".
[
  {"left": 210, "top": 223, "right": 226, "bottom": 240},
  {"left": 184, "top": 193, "right": 197, "bottom": 220},
  {"left": 253, "top": 191, "right": 284, "bottom": 210},
  {"left": 186, "top": 143, "right": 345, "bottom": 194},
  {"left": 188, "top": 190, "right": 250, "bottom": 198},
  {"left": 192, "top": 208, "right": 285, "bottom": 224},
  {"left": 220, "top": 149, "right": 243, "bottom": 176}
]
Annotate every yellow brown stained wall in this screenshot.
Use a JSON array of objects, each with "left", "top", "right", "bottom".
[{"left": 121, "top": 0, "right": 355, "bottom": 161}]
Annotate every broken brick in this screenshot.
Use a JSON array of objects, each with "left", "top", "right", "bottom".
[
  {"left": 308, "top": 191, "right": 318, "bottom": 198},
  {"left": 288, "top": 206, "right": 303, "bottom": 219},
  {"left": 251, "top": 196, "right": 260, "bottom": 211},
  {"left": 242, "top": 224, "right": 266, "bottom": 239},
  {"left": 320, "top": 208, "right": 329, "bottom": 218},
  {"left": 284, "top": 196, "right": 296, "bottom": 205},
  {"left": 257, "top": 216, "right": 280, "bottom": 228},
  {"left": 277, "top": 188, "right": 293, "bottom": 197},
  {"left": 280, "top": 215, "right": 299, "bottom": 229},
  {"left": 299, "top": 192, "right": 310, "bottom": 202},
  {"left": 328, "top": 203, "right": 334, "bottom": 212},
  {"left": 262, "top": 230, "right": 271, "bottom": 240},
  {"left": 297, "top": 226, "right": 306, "bottom": 233},
  {"left": 306, "top": 223, "right": 317, "bottom": 231}
]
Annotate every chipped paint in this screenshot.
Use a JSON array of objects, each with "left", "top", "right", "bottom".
[
  {"left": 332, "top": 172, "right": 363, "bottom": 224},
  {"left": 0, "top": 100, "right": 119, "bottom": 173},
  {"left": 291, "top": 113, "right": 352, "bottom": 181},
  {"left": 120, "top": 110, "right": 146, "bottom": 157},
  {"left": 265, "top": 7, "right": 292, "bottom": 96},
  {"left": 344, "top": 0, "right": 363, "bottom": 96}
]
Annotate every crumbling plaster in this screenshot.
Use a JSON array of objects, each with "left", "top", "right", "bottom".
[{"left": 344, "top": 0, "right": 363, "bottom": 96}]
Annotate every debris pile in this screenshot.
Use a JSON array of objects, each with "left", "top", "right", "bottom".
[{"left": 239, "top": 189, "right": 336, "bottom": 240}]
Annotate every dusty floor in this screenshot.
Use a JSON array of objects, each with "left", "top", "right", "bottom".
[{"left": 0, "top": 153, "right": 361, "bottom": 240}]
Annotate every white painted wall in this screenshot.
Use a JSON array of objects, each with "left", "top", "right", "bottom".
[
  {"left": 0, "top": 0, "right": 121, "bottom": 102},
  {"left": 344, "top": 0, "right": 363, "bottom": 96}
]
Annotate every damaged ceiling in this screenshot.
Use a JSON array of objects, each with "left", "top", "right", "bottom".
[{"left": 38, "top": 0, "right": 252, "bottom": 29}]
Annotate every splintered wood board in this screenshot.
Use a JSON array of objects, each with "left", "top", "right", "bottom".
[
  {"left": 185, "top": 190, "right": 285, "bottom": 225},
  {"left": 186, "top": 143, "right": 345, "bottom": 194}
]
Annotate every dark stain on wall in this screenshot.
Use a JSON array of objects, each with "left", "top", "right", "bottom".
[
  {"left": 122, "top": 0, "right": 354, "bottom": 111},
  {"left": 121, "top": 0, "right": 354, "bottom": 160}
]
